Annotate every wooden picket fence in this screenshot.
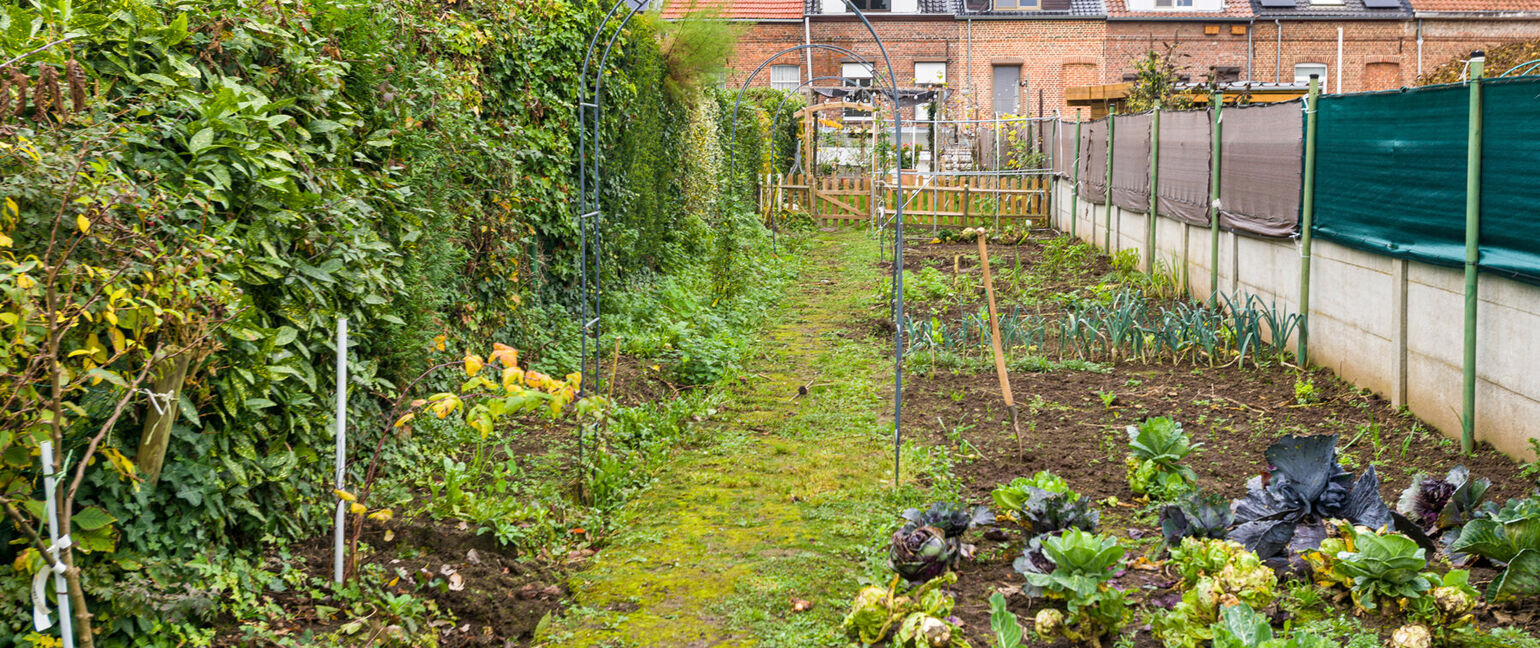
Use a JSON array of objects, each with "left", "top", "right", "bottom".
[{"left": 763, "top": 173, "right": 1049, "bottom": 228}]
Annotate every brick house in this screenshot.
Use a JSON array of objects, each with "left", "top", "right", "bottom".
[{"left": 662, "top": 0, "right": 1540, "bottom": 119}]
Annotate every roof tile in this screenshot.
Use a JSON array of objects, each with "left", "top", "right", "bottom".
[
  {"left": 661, "top": 0, "right": 804, "bottom": 20},
  {"left": 1249, "top": 0, "right": 1411, "bottom": 17},
  {"left": 1407, "top": 0, "right": 1540, "bottom": 12},
  {"left": 1106, "top": 0, "right": 1253, "bottom": 18}
]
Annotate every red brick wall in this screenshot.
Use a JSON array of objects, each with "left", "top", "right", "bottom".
[{"left": 722, "top": 15, "right": 1540, "bottom": 121}]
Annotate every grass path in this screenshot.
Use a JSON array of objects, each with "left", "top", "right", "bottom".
[{"left": 534, "top": 230, "right": 948, "bottom": 647}]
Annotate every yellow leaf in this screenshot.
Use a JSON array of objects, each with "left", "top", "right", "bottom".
[
  {"left": 388, "top": 576, "right": 400, "bottom": 587},
  {"left": 16, "top": 274, "right": 34, "bottom": 289},
  {"left": 101, "top": 447, "right": 138, "bottom": 486},
  {"left": 76, "top": 213, "right": 90, "bottom": 233},
  {"left": 333, "top": 489, "right": 356, "bottom": 502},
  {"left": 501, "top": 366, "right": 524, "bottom": 392},
  {"left": 3, "top": 197, "right": 16, "bottom": 218},
  {"left": 109, "top": 328, "right": 126, "bottom": 355},
  {"left": 489, "top": 343, "right": 519, "bottom": 368},
  {"left": 0, "top": 232, "right": 10, "bottom": 248},
  {"left": 433, "top": 334, "right": 446, "bottom": 352},
  {"left": 367, "top": 508, "right": 393, "bottom": 522},
  {"left": 103, "top": 307, "right": 118, "bottom": 326},
  {"left": 349, "top": 502, "right": 366, "bottom": 515},
  {"left": 383, "top": 529, "right": 395, "bottom": 542},
  {"left": 393, "top": 412, "right": 414, "bottom": 428},
  {"left": 463, "top": 354, "right": 484, "bottom": 377}
]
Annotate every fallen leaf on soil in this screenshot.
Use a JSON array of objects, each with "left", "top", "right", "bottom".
[
  {"left": 541, "top": 585, "right": 562, "bottom": 598},
  {"left": 466, "top": 549, "right": 482, "bottom": 564},
  {"left": 518, "top": 583, "right": 540, "bottom": 600},
  {"left": 440, "top": 564, "right": 457, "bottom": 576},
  {"left": 383, "top": 529, "right": 395, "bottom": 542},
  {"left": 448, "top": 572, "right": 464, "bottom": 591}
]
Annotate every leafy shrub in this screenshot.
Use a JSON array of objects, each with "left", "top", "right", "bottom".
[{"left": 1125, "top": 417, "right": 1200, "bottom": 500}]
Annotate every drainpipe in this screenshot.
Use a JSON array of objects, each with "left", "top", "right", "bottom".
[
  {"left": 1247, "top": 19, "right": 1255, "bottom": 81},
  {"left": 804, "top": 16, "right": 814, "bottom": 90},
  {"left": 1298, "top": 75, "right": 1320, "bottom": 366},
  {"left": 1336, "top": 26, "right": 1343, "bottom": 93},
  {"left": 1461, "top": 51, "right": 1485, "bottom": 454},
  {"left": 1416, "top": 19, "right": 1424, "bottom": 79},
  {"left": 967, "top": 18, "right": 974, "bottom": 118},
  {"left": 1275, "top": 19, "right": 1282, "bottom": 83}
]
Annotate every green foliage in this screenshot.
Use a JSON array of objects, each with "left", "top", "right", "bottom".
[
  {"left": 988, "top": 592, "right": 1024, "bottom": 648},
  {"left": 1334, "top": 529, "right": 1431, "bottom": 612},
  {"left": 841, "top": 573, "right": 970, "bottom": 648},
  {"left": 1451, "top": 496, "right": 1540, "bottom": 602},
  {"left": 1124, "top": 46, "right": 1196, "bottom": 113},
  {"left": 1025, "top": 530, "right": 1130, "bottom": 645},
  {"left": 1153, "top": 538, "right": 1279, "bottom": 648},
  {"left": 0, "top": 0, "right": 778, "bottom": 641},
  {"left": 1125, "top": 417, "right": 1200, "bottom": 500},
  {"left": 1207, "top": 604, "right": 1333, "bottom": 648},
  {"left": 992, "top": 471, "right": 1071, "bottom": 513},
  {"left": 903, "top": 267, "right": 957, "bottom": 306}
]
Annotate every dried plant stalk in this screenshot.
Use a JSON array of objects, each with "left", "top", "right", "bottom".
[
  {"left": 4, "top": 68, "right": 26, "bottom": 119},
  {"left": 0, "top": 68, "right": 11, "bottom": 121}
]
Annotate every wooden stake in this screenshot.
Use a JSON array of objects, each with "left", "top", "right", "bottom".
[{"left": 977, "top": 232, "right": 1024, "bottom": 457}]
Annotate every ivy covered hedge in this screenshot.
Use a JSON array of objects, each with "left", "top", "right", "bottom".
[{"left": 0, "top": 0, "right": 795, "bottom": 643}]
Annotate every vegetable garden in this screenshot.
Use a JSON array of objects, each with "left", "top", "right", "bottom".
[{"left": 851, "top": 233, "right": 1540, "bottom": 648}]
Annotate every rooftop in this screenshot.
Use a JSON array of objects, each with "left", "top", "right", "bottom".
[{"left": 661, "top": 0, "right": 805, "bottom": 20}]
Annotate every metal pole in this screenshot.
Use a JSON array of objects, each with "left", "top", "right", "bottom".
[
  {"left": 1461, "top": 52, "right": 1485, "bottom": 454},
  {"left": 1209, "top": 91, "right": 1224, "bottom": 302},
  {"left": 333, "top": 317, "right": 348, "bottom": 583},
  {"left": 1104, "top": 110, "right": 1116, "bottom": 251},
  {"left": 1071, "top": 109, "right": 1082, "bottom": 238},
  {"left": 1148, "top": 104, "right": 1160, "bottom": 272},
  {"left": 38, "top": 441, "right": 74, "bottom": 648},
  {"left": 1298, "top": 76, "right": 1321, "bottom": 366}
]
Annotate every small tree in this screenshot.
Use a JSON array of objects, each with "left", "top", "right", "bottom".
[{"left": 1124, "top": 46, "right": 1195, "bottom": 113}]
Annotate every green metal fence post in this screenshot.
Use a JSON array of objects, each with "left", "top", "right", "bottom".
[
  {"left": 1105, "top": 109, "right": 1116, "bottom": 252},
  {"left": 1070, "top": 110, "right": 1082, "bottom": 238},
  {"left": 1298, "top": 75, "right": 1321, "bottom": 367},
  {"left": 1209, "top": 91, "right": 1224, "bottom": 303},
  {"left": 1148, "top": 104, "right": 1161, "bottom": 272},
  {"left": 1461, "top": 51, "right": 1485, "bottom": 454}
]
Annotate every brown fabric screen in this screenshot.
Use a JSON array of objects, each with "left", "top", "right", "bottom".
[
  {"left": 1054, "top": 120, "right": 1076, "bottom": 178},
  {"left": 1078, "top": 120, "right": 1107, "bottom": 204},
  {"left": 1111, "top": 113, "right": 1151, "bottom": 213},
  {"left": 1218, "top": 102, "right": 1303, "bottom": 238},
  {"left": 1155, "top": 110, "right": 1213, "bottom": 226}
]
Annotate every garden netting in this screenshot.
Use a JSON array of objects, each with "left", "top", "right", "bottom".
[{"left": 1078, "top": 119, "right": 1108, "bottom": 204}]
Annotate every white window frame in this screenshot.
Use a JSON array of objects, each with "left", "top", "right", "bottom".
[
  {"left": 892, "top": 0, "right": 919, "bottom": 12},
  {"left": 1309, "top": 0, "right": 1345, "bottom": 5},
  {"left": 1152, "top": 0, "right": 1195, "bottom": 7},
  {"left": 914, "top": 62, "right": 946, "bottom": 85},
  {"left": 842, "top": 63, "right": 876, "bottom": 121},
  {"left": 770, "top": 65, "right": 800, "bottom": 91},
  {"left": 1294, "top": 63, "right": 1328, "bottom": 87}
]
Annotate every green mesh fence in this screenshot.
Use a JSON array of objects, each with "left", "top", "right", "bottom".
[{"left": 1312, "top": 77, "right": 1540, "bottom": 285}]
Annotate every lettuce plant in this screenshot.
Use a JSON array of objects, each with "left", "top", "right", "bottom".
[
  {"left": 1161, "top": 490, "right": 1235, "bottom": 544},
  {"left": 842, "top": 572, "right": 969, "bottom": 647},
  {"left": 1450, "top": 496, "right": 1540, "bottom": 602},
  {"left": 1023, "top": 530, "right": 1130, "bottom": 646},
  {"left": 1228, "top": 435, "right": 1392, "bottom": 565},
  {"left": 993, "top": 471, "right": 1071, "bottom": 513},
  {"left": 1334, "top": 529, "right": 1432, "bottom": 612},
  {"left": 1396, "top": 466, "right": 1491, "bottom": 547},
  {"left": 1153, "top": 538, "right": 1278, "bottom": 648},
  {"left": 1207, "top": 604, "right": 1333, "bottom": 648},
  {"left": 1404, "top": 570, "right": 1480, "bottom": 643},
  {"left": 1125, "top": 417, "right": 1202, "bottom": 500}
]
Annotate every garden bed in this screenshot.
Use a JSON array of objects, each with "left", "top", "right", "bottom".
[{"left": 867, "top": 234, "right": 1540, "bottom": 646}]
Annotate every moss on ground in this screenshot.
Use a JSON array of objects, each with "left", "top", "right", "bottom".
[{"left": 534, "top": 230, "right": 954, "bottom": 647}]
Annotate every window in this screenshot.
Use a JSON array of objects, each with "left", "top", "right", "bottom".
[
  {"left": 770, "top": 65, "right": 800, "bottom": 91},
  {"left": 992, "top": 65, "right": 1020, "bottom": 116},
  {"left": 994, "top": 0, "right": 1041, "bottom": 10},
  {"left": 1153, "top": 0, "right": 1196, "bottom": 7},
  {"left": 914, "top": 62, "right": 946, "bottom": 85},
  {"left": 1294, "top": 63, "right": 1328, "bottom": 87},
  {"left": 843, "top": 62, "right": 875, "bottom": 120},
  {"left": 916, "top": 102, "right": 932, "bottom": 122},
  {"left": 892, "top": 0, "right": 918, "bottom": 11},
  {"left": 848, "top": 0, "right": 890, "bottom": 9}
]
